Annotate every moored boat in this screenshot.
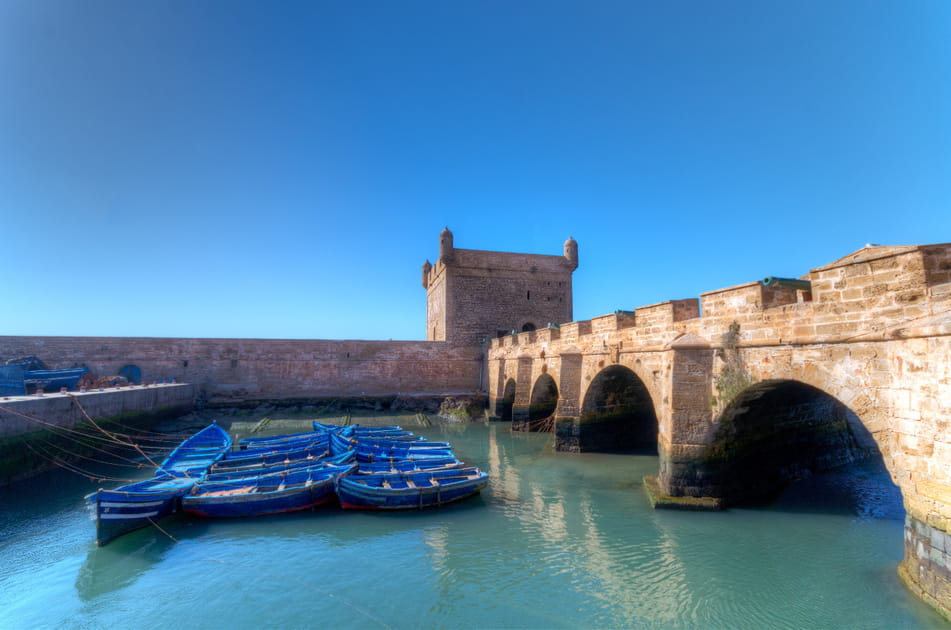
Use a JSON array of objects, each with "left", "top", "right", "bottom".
[
  {"left": 238, "top": 430, "right": 323, "bottom": 450},
  {"left": 182, "top": 463, "right": 356, "bottom": 518},
  {"left": 87, "top": 422, "right": 232, "bottom": 545},
  {"left": 204, "top": 450, "right": 356, "bottom": 481},
  {"left": 336, "top": 466, "right": 488, "bottom": 510},
  {"left": 356, "top": 458, "right": 463, "bottom": 474}
]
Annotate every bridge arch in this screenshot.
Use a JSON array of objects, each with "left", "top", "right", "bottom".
[
  {"left": 528, "top": 373, "right": 558, "bottom": 427},
  {"left": 579, "top": 365, "right": 658, "bottom": 453},
  {"left": 494, "top": 378, "right": 517, "bottom": 422},
  {"left": 698, "top": 379, "right": 895, "bottom": 506}
]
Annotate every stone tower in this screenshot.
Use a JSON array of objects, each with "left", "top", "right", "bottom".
[{"left": 422, "top": 228, "right": 577, "bottom": 344}]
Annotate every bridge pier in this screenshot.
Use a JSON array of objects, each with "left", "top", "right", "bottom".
[{"left": 901, "top": 515, "right": 951, "bottom": 622}]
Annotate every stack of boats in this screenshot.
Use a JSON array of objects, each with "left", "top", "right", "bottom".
[{"left": 87, "top": 421, "right": 488, "bottom": 545}]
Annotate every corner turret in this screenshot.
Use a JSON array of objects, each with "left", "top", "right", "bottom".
[
  {"left": 421, "top": 260, "right": 432, "bottom": 289},
  {"left": 564, "top": 236, "right": 579, "bottom": 271},
  {"left": 439, "top": 227, "right": 454, "bottom": 263}
]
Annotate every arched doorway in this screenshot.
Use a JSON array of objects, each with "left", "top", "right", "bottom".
[
  {"left": 580, "top": 365, "right": 658, "bottom": 453},
  {"left": 703, "top": 379, "right": 897, "bottom": 507},
  {"left": 528, "top": 373, "right": 558, "bottom": 430}
]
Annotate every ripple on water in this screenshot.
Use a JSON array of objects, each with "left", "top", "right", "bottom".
[{"left": 0, "top": 424, "right": 946, "bottom": 630}]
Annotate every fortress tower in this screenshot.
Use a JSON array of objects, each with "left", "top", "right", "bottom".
[{"left": 422, "top": 228, "right": 578, "bottom": 344}]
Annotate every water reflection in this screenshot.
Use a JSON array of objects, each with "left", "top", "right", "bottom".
[{"left": 0, "top": 421, "right": 943, "bottom": 629}]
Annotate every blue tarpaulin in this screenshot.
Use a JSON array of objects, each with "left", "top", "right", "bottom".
[{"left": 0, "top": 365, "right": 26, "bottom": 396}]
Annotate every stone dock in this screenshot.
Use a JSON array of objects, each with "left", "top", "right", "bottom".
[{"left": 0, "top": 383, "right": 196, "bottom": 484}]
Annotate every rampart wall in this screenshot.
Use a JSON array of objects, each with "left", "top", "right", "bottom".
[{"left": 0, "top": 337, "right": 484, "bottom": 401}]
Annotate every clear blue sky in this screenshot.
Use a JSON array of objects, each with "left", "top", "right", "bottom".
[{"left": 2, "top": 1, "right": 949, "bottom": 340}]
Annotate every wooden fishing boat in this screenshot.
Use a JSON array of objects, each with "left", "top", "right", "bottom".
[
  {"left": 356, "top": 458, "right": 463, "bottom": 474},
  {"left": 215, "top": 442, "right": 329, "bottom": 470},
  {"left": 182, "top": 463, "right": 356, "bottom": 518},
  {"left": 238, "top": 430, "right": 323, "bottom": 450},
  {"left": 336, "top": 466, "right": 488, "bottom": 510},
  {"left": 87, "top": 422, "right": 232, "bottom": 546},
  {"left": 232, "top": 435, "right": 328, "bottom": 458},
  {"left": 313, "top": 421, "right": 406, "bottom": 435},
  {"left": 204, "top": 450, "right": 356, "bottom": 481},
  {"left": 354, "top": 443, "right": 454, "bottom": 463},
  {"left": 357, "top": 437, "right": 451, "bottom": 449}
]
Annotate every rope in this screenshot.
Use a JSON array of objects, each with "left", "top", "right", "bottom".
[
  {"left": 145, "top": 518, "right": 393, "bottom": 629},
  {"left": 23, "top": 441, "right": 138, "bottom": 483},
  {"left": 37, "top": 437, "right": 149, "bottom": 469},
  {"left": 0, "top": 402, "right": 173, "bottom": 465},
  {"left": 66, "top": 395, "right": 163, "bottom": 469}
]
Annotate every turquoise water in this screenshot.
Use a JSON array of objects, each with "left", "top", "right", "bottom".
[{"left": 0, "top": 422, "right": 946, "bottom": 629}]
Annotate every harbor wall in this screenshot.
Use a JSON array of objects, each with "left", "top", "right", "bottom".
[
  {"left": 0, "top": 383, "right": 196, "bottom": 484},
  {"left": 0, "top": 337, "right": 484, "bottom": 401}
]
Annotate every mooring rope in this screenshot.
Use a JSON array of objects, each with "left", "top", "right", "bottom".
[
  {"left": 145, "top": 518, "right": 393, "bottom": 629},
  {"left": 66, "top": 395, "right": 163, "bottom": 470},
  {"left": 36, "top": 437, "right": 150, "bottom": 469},
  {"left": 22, "top": 441, "right": 139, "bottom": 483}
]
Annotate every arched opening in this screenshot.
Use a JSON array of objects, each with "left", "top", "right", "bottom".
[
  {"left": 703, "top": 379, "right": 900, "bottom": 510},
  {"left": 528, "top": 373, "right": 558, "bottom": 427},
  {"left": 496, "top": 378, "right": 516, "bottom": 422},
  {"left": 580, "top": 365, "right": 658, "bottom": 453},
  {"left": 521, "top": 323, "right": 536, "bottom": 332}
]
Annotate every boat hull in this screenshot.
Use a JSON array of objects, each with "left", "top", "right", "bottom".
[
  {"left": 92, "top": 480, "right": 194, "bottom": 546},
  {"left": 182, "top": 477, "right": 337, "bottom": 518},
  {"left": 336, "top": 469, "right": 488, "bottom": 510}
]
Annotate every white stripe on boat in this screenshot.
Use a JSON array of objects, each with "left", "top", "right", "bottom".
[
  {"left": 99, "top": 500, "right": 166, "bottom": 508},
  {"left": 99, "top": 511, "right": 161, "bottom": 520}
]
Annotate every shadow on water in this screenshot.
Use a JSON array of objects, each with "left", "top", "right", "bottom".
[
  {"left": 746, "top": 457, "right": 905, "bottom": 521},
  {"left": 75, "top": 524, "right": 179, "bottom": 601}
]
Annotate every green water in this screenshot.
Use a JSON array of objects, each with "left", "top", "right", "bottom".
[{"left": 0, "top": 422, "right": 946, "bottom": 629}]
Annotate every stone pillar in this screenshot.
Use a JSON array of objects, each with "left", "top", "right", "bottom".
[
  {"left": 487, "top": 358, "right": 506, "bottom": 421},
  {"left": 511, "top": 355, "right": 534, "bottom": 432},
  {"left": 657, "top": 342, "right": 716, "bottom": 498},
  {"left": 900, "top": 514, "right": 951, "bottom": 621},
  {"left": 553, "top": 352, "right": 583, "bottom": 452}
]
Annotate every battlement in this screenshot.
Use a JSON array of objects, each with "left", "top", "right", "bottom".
[
  {"left": 423, "top": 229, "right": 577, "bottom": 344},
  {"left": 490, "top": 243, "right": 951, "bottom": 352}
]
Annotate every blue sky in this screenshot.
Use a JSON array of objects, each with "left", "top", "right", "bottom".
[{"left": 2, "top": 1, "right": 949, "bottom": 340}]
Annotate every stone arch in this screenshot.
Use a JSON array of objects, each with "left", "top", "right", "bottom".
[
  {"left": 528, "top": 373, "right": 558, "bottom": 425},
  {"left": 521, "top": 322, "right": 536, "bottom": 332},
  {"left": 579, "top": 365, "right": 658, "bottom": 453},
  {"left": 699, "top": 379, "right": 894, "bottom": 506},
  {"left": 495, "top": 378, "right": 516, "bottom": 422}
]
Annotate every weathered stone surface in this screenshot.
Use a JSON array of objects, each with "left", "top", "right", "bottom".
[{"left": 488, "top": 242, "right": 951, "bottom": 617}]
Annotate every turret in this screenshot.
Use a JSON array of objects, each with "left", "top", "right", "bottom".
[
  {"left": 564, "top": 236, "right": 578, "bottom": 271},
  {"left": 421, "top": 260, "right": 432, "bottom": 289},
  {"left": 439, "top": 227, "right": 454, "bottom": 263}
]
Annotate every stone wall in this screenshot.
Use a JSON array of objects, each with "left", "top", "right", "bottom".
[
  {"left": 0, "top": 383, "right": 196, "bottom": 484},
  {"left": 487, "top": 242, "right": 951, "bottom": 618},
  {"left": 424, "top": 232, "right": 576, "bottom": 344},
  {"left": 0, "top": 337, "right": 484, "bottom": 401}
]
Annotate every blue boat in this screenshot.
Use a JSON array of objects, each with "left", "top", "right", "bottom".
[
  {"left": 354, "top": 443, "right": 454, "bottom": 462},
  {"left": 87, "top": 422, "right": 232, "bottom": 545},
  {"left": 238, "top": 430, "right": 323, "bottom": 450},
  {"left": 231, "top": 435, "right": 328, "bottom": 458},
  {"left": 313, "top": 421, "right": 406, "bottom": 435},
  {"left": 215, "top": 442, "right": 330, "bottom": 470},
  {"left": 336, "top": 466, "right": 488, "bottom": 510},
  {"left": 23, "top": 366, "right": 90, "bottom": 392},
  {"left": 182, "top": 464, "right": 356, "bottom": 518},
  {"left": 356, "top": 458, "right": 463, "bottom": 474},
  {"left": 204, "top": 450, "right": 356, "bottom": 481}
]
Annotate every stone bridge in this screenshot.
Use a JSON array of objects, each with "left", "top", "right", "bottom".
[{"left": 486, "top": 244, "right": 951, "bottom": 617}]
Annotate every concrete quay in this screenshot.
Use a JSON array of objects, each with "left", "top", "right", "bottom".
[{"left": 0, "top": 383, "right": 196, "bottom": 484}]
